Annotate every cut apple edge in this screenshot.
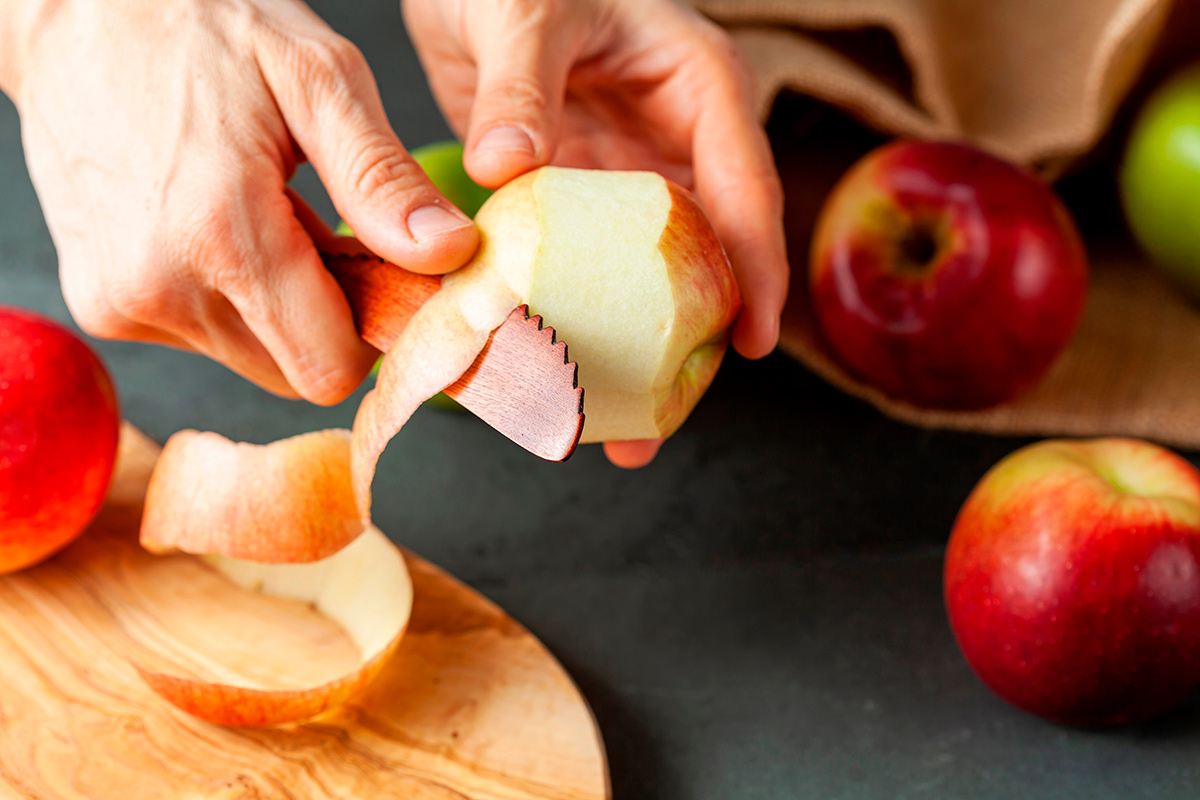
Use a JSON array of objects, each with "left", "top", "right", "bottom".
[
  {"left": 653, "top": 330, "right": 731, "bottom": 438},
  {"left": 135, "top": 525, "right": 413, "bottom": 727}
]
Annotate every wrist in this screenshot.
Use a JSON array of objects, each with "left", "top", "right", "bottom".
[{"left": 0, "top": 0, "right": 49, "bottom": 101}]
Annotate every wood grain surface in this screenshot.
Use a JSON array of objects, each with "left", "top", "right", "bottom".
[{"left": 0, "top": 425, "right": 609, "bottom": 799}]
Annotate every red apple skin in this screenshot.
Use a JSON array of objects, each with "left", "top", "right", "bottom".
[
  {"left": 654, "top": 181, "right": 741, "bottom": 437},
  {"left": 0, "top": 306, "right": 120, "bottom": 572},
  {"left": 945, "top": 439, "right": 1200, "bottom": 726},
  {"left": 810, "top": 140, "right": 1089, "bottom": 409}
]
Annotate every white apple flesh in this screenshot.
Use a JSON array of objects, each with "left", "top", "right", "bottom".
[{"left": 456, "top": 167, "right": 741, "bottom": 443}]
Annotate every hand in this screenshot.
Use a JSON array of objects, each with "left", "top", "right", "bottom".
[
  {"left": 405, "top": 0, "right": 789, "bottom": 467},
  {"left": 3, "top": 0, "right": 480, "bottom": 403}
]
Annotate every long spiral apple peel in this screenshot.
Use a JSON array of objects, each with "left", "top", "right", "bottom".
[{"left": 134, "top": 166, "right": 740, "bottom": 726}]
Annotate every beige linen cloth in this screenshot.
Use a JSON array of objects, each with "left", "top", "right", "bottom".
[{"left": 695, "top": 0, "right": 1200, "bottom": 447}]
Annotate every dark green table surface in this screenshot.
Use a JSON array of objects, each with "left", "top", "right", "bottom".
[{"left": 2, "top": 2, "right": 1199, "bottom": 797}]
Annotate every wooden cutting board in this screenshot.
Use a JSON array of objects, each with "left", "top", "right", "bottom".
[{"left": 0, "top": 425, "right": 610, "bottom": 799}]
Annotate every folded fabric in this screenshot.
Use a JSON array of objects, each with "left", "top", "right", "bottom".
[{"left": 693, "top": 0, "right": 1170, "bottom": 172}]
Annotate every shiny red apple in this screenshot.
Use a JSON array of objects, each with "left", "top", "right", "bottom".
[
  {"left": 0, "top": 306, "right": 120, "bottom": 572},
  {"left": 945, "top": 438, "right": 1200, "bottom": 726},
  {"left": 809, "top": 140, "right": 1089, "bottom": 409}
]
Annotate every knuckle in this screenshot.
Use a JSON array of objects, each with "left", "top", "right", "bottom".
[
  {"left": 722, "top": 38, "right": 754, "bottom": 78},
  {"left": 705, "top": 167, "right": 784, "bottom": 231},
  {"left": 758, "top": 167, "right": 785, "bottom": 215},
  {"left": 695, "top": 18, "right": 737, "bottom": 60},
  {"left": 695, "top": 23, "right": 753, "bottom": 86},
  {"left": 72, "top": 309, "right": 125, "bottom": 340},
  {"left": 59, "top": 253, "right": 134, "bottom": 339},
  {"left": 103, "top": 273, "right": 167, "bottom": 324},
  {"left": 485, "top": 73, "right": 551, "bottom": 119},
  {"left": 65, "top": 292, "right": 127, "bottom": 340},
  {"left": 346, "top": 140, "right": 424, "bottom": 202},
  {"left": 292, "top": 356, "right": 361, "bottom": 405},
  {"left": 294, "top": 34, "right": 369, "bottom": 90},
  {"left": 179, "top": 204, "right": 247, "bottom": 291},
  {"left": 490, "top": 0, "right": 556, "bottom": 26}
]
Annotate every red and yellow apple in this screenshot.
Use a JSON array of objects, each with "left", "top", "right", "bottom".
[
  {"left": 463, "top": 166, "right": 741, "bottom": 442},
  {"left": 809, "top": 140, "right": 1089, "bottom": 409},
  {"left": 0, "top": 306, "right": 120, "bottom": 572},
  {"left": 944, "top": 438, "right": 1200, "bottom": 726},
  {"left": 341, "top": 165, "right": 738, "bottom": 438},
  {"left": 351, "top": 166, "right": 741, "bottom": 515}
]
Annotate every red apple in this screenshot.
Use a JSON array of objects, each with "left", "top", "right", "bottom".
[
  {"left": 945, "top": 438, "right": 1200, "bottom": 726},
  {"left": 0, "top": 306, "right": 120, "bottom": 572},
  {"left": 809, "top": 140, "right": 1088, "bottom": 409}
]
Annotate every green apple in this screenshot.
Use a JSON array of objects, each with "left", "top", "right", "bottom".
[
  {"left": 409, "top": 140, "right": 493, "bottom": 218},
  {"left": 1120, "top": 63, "right": 1200, "bottom": 297}
]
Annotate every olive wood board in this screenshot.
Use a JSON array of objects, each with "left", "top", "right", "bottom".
[{"left": 0, "top": 424, "right": 610, "bottom": 800}]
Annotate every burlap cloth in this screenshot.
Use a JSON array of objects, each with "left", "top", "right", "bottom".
[{"left": 695, "top": 0, "right": 1200, "bottom": 448}]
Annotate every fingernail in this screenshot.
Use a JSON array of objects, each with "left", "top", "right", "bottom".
[
  {"left": 407, "top": 204, "right": 472, "bottom": 241},
  {"left": 475, "top": 125, "right": 535, "bottom": 157}
]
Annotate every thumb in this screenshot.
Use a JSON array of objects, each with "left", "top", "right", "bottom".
[
  {"left": 263, "top": 35, "right": 478, "bottom": 275},
  {"left": 461, "top": 7, "right": 577, "bottom": 188}
]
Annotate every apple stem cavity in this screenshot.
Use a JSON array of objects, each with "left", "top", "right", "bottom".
[
  {"left": 809, "top": 139, "right": 1088, "bottom": 409},
  {"left": 897, "top": 218, "right": 942, "bottom": 275}
]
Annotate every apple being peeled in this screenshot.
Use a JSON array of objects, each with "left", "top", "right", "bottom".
[
  {"left": 810, "top": 140, "right": 1088, "bottom": 409},
  {"left": 466, "top": 167, "right": 740, "bottom": 442},
  {"left": 0, "top": 306, "right": 120, "bottom": 572},
  {"left": 945, "top": 438, "right": 1200, "bottom": 726}
]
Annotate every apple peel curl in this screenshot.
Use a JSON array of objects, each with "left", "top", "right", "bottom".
[
  {"left": 131, "top": 167, "right": 737, "bottom": 726},
  {"left": 134, "top": 526, "right": 413, "bottom": 727},
  {"left": 140, "top": 428, "right": 363, "bottom": 564},
  {"left": 350, "top": 238, "right": 524, "bottom": 520},
  {"left": 134, "top": 253, "right": 516, "bottom": 725}
]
